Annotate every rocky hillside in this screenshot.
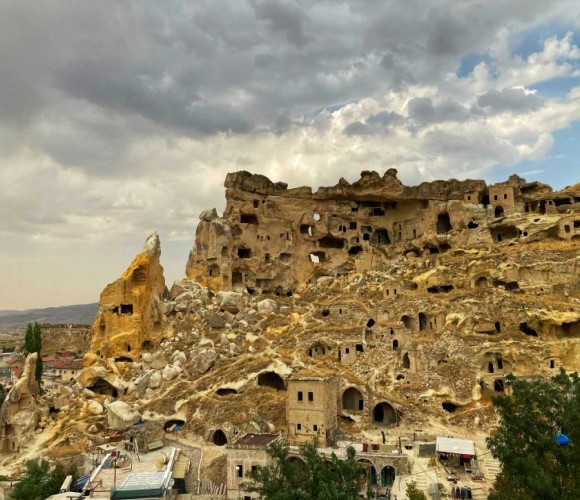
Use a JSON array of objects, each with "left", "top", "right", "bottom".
[{"left": 1, "top": 170, "right": 579, "bottom": 486}]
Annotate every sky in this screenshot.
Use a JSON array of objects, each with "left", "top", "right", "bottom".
[{"left": 1, "top": 1, "right": 579, "bottom": 310}]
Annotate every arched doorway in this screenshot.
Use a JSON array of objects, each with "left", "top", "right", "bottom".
[
  {"left": 495, "top": 205, "right": 504, "bottom": 217},
  {"left": 372, "top": 402, "right": 398, "bottom": 426},
  {"left": 380, "top": 466, "right": 396, "bottom": 487},
  {"left": 474, "top": 276, "right": 488, "bottom": 288},
  {"left": 342, "top": 387, "right": 364, "bottom": 411},
  {"left": 358, "top": 459, "right": 377, "bottom": 487},
  {"left": 401, "top": 314, "right": 416, "bottom": 331},
  {"left": 257, "top": 372, "right": 286, "bottom": 390},
  {"left": 211, "top": 429, "right": 228, "bottom": 446}
]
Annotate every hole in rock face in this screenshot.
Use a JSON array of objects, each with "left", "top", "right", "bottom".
[
  {"left": 257, "top": 372, "right": 286, "bottom": 390},
  {"left": 348, "top": 245, "right": 363, "bottom": 256},
  {"left": 211, "top": 429, "right": 227, "bottom": 446},
  {"left": 216, "top": 388, "right": 238, "bottom": 396},
  {"left": 494, "top": 379, "right": 504, "bottom": 392},
  {"left": 342, "top": 387, "right": 364, "bottom": 411},
  {"left": 164, "top": 419, "right": 185, "bottom": 432},
  {"left": 519, "top": 322, "right": 538, "bottom": 337},
  {"left": 88, "top": 378, "right": 118, "bottom": 398},
  {"left": 372, "top": 402, "right": 398, "bottom": 425},
  {"left": 442, "top": 402, "right": 458, "bottom": 413},
  {"left": 240, "top": 214, "right": 258, "bottom": 224},
  {"left": 437, "top": 213, "right": 452, "bottom": 234},
  {"left": 367, "top": 318, "right": 376, "bottom": 328}
]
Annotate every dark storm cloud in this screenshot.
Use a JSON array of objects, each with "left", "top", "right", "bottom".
[
  {"left": 345, "top": 111, "right": 405, "bottom": 135},
  {"left": 408, "top": 97, "right": 470, "bottom": 125},
  {"left": 477, "top": 88, "right": 544, "bottom": 114},
  {"left": 254, "top": 0, "right": 313, "bottom": 48},
  {"left": 0, "top": 0, "right": 576, "bottom": 174}
]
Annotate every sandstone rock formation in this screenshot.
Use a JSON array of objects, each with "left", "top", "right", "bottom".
[
  {"left": 5, "top": 170, "right": 579, "bottom": 490},
  {"left": 0, "top": 354, "right": 43, "bottom": 453},
  {"left": 90, "top": 232, "right": 166, "bottom": 361},
  {"left": 186, "top": 170, "right": 579, "bottom": 296}
]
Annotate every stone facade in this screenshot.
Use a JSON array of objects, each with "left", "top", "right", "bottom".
[
  {"left": 286, "top": 377, "right": 338, "bottom": 447},
  {"left": 226, "top": 433, "right": 280, "bottom": 499},
  {"left": 187, "top": 170, "right": 577, "bottom": 295}
]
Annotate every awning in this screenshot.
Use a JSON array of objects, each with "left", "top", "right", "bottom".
[{"left": 436, "top": 437, "right": 475, "bottom": 456}]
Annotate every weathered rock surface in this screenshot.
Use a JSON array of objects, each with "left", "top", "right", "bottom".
[
  {"left": 0, "top": 354, "right": 42, "bottom": 453},
  {"left": 12, "top": 170, "right": 580, "bottom": 482},
  {"left": 90, "top": 232, "right": 166, "bottom": 360},
  {"left": 106, "top": 401, "right": 142, "bottom": 430}
]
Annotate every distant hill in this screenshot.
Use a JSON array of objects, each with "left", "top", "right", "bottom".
[{"left": 0, "top": 303, "right": 98, "bottom": 329}]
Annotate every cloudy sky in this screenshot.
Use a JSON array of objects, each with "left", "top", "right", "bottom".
[{"left": 1, "top": 1, "right": 579, "bottom": 310}]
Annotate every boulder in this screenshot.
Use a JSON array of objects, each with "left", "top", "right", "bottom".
[
  {"left": 209, "top": 315, "right": 226, "bottom": 329},
  {"left": 106, "top": 401, "right": 142, "bottom": 430},
  {"left": 162, "top": 364, "right": 182, "bottom": 381},
  {"left": 218, "top": 291, "right": 243, "bottom": 314},
  {"left": 149, "top": 371, "right": 162, "bottom": 390},
  {"left": 190, "top": 348, "right": 218, "bottom": 373},
  {"left": 257, "top": 299, "right": 278, "bottom": 315}
]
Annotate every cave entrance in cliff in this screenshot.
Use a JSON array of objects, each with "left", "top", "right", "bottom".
[
  {"left": 372, "top": 402, "right": 398, "bottom": 426},
  {"left": 475, "top": 276, "right": 489, "bottom": 288},
  {"left": 164, "top": 419, "right": 185, "bottom": 433},
  {"left": 232, "top": 271, "right": 243, "bottom": 286},
  {"left": 519, "top": 322, "right": 538, "bottom": 337},
  {"left": 403, "top": 352, "right": 410, "bottom": 369},
  {"left": 401, "top": 315, "right": 416, "bottom": 331},
  {"left": 88, "top": 378, "right": 118, "bottom": 398},
  {"left": 348, "top": 245, "right": 362, "bottom": 256},
  {"left": 216, "top": 388, "right": 238, "bottom": 396},
  {"left": 342, "top": 387, "right": 364, "bottom": 411},
  {"left": 257, "top": 372, "right": 286, "bottom": 390},
  {"left": 442, "top": 402, "right": 458, "bottom": 413},
  {"left": 319, "top": 236, "right": 345, "bottom": 249},
  {"left": 373, "top": 229, "right": 390, "bottom": 245},
  {"left": 494, "top": 379, "right": 505, "bottom": 392},
  {"left": 211, "top": 429, "right": 228, "bottom": 446},
  {"left": 437, "top": 213, "right": 452, "bottom": 234},
  {"left": 120, "top": 304, "right": 134, "bottom": 315},
  {"left": 418, "top": 312, "right": 428, "bottom": 331}
]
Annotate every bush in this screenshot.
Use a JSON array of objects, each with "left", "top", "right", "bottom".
[{"left": 8, "top": 459, "right": 78, "bottom": 500}]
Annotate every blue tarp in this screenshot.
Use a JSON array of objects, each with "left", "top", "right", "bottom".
[
  {"left": 73, "top": 473, "right": 90, "bottom": 492},
  {"left": 555, "top": 433, "right": 571, "bottom": 445}
]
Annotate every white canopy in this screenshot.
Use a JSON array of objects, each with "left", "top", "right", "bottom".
[{"left": 436, "top": 437, "right": 475, "bottom": 456}]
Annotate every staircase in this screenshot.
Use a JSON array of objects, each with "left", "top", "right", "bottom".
[{"left": 482, "top": 456, "right": 501, "bottom": 483}]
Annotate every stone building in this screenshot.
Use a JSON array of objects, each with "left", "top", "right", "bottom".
[
  {"left": 226, "top": 433, "right": 281, "bottom": 499},
  {"left": 286, "top": 376, "right": 338, "bottom": 447}
]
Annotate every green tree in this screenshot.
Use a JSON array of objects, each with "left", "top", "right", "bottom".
[
  {"left": 24, "top": 323, "right": 34, "bottom": 354},
  {"left": 23, "top": 322, "right": 43, "bottom": 386},
  {"left": 8, "top": 459, "right": 78, "bottom": 500},
  {"left": 405, "top": 480, "right": 428, "bottom": 500},
  {"left": 32, "top": 322, "right": 43, "bottom": 386},
  {"left": 487, "top": 370, "right": 580, "bottom": 500},
  {"left": 242, "top": 439, "right": 362, "bottom": 499}
]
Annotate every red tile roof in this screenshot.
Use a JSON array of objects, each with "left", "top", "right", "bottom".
[{"left": 53, "top": 358, "right": 83, "bottom": 370}]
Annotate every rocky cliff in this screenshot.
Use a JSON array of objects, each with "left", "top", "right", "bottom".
[{"left": 2, "top": 171, "right": 579, "bottom": 485}]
